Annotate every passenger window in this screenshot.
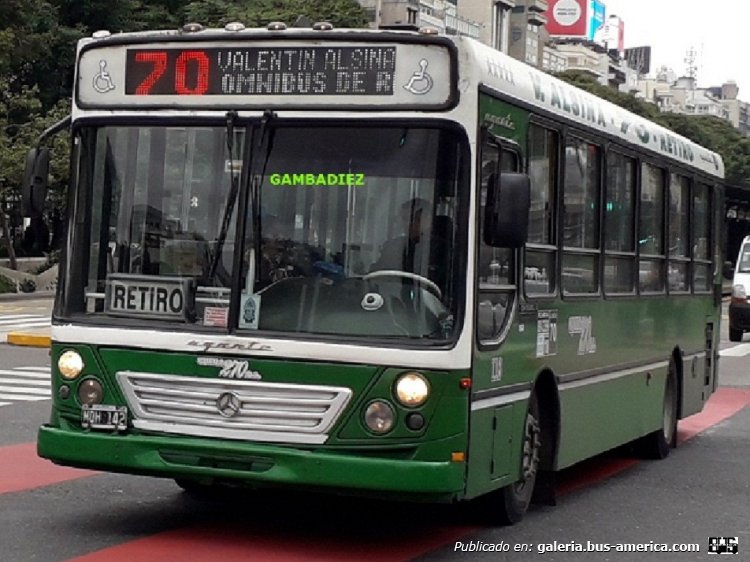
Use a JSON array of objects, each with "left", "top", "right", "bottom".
[{"left": 477, "top": 136, "right": 517, "bottom": 345}]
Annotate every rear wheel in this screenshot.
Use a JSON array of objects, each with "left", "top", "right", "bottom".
[
  {"left": 494, "top": 394, "right": 541, "bottom": 525},
  {"left": 729, "top": 327, "right": 743, "bottom": 342},
  {"left": 638, "top": 361, "right": 678, "bottom": 459}
]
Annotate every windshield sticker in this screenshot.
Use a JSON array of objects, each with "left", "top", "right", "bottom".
[
  {"left": 104, "top": 274, "right": 194, "bottom": 321},
  {"left": 239, "top": 294, "right": 261, "bottom": 330},
  {"left": 203, "top": 307, "right": 229, "bottom": 328},
  {"left": 269, "top": 173, "right": 365, "bottom": 187},
  {"left": 536, "top": 309, "right": 558, "bottom": 358}
]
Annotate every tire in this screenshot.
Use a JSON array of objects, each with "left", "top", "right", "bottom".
[
  {"left": 174, "top": 477, "right": 222, "bottom": 498},
  {"left": 493, "top": 394, "right": 541, "bottom": 525},
  {"left": 729, "top": 327, "right": 743, "bottom": 342},
  {"left": 638, "top": 360, "right": 678, "bottom": 460}
]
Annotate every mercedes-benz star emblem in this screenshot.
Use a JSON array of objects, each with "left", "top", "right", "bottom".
[{"left": 216, "top": 392, "right": 242, "bottom": 418}]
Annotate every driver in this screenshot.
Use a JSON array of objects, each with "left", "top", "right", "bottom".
[{"left": 371, "top": 197, "right": 434, "bottom": 278}]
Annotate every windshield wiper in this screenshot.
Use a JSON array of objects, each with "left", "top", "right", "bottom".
[{"left": 209, "top": 111, "right": 241, "bottom": 279}]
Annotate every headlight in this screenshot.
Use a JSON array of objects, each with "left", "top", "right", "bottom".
[
  {"left": 58, "top": 350, "right": 84, "bottom": 380},
  {"left": 733, "top": 284, "right": 747, "bottom": 299},
  {"left": 77, "top": 378, "right": 104, "bottom": 406},
  {"left": 394, "top": 372, "right": 430, "bottom": 407},
  {"left": 364, "top": 400, "right": 395, "bottom": 434}
]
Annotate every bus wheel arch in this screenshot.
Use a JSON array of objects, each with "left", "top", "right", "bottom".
[{"left": 492, "top": 369, "right": 560, "bottom": 524}]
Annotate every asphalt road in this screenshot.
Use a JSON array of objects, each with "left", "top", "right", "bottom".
[{"left": 0, "top": 305, "right": 747, "bottom": 561}]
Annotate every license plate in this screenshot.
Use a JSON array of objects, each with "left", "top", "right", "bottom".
[{"left": 81, "top": 405, "right": 128, "bottom": 431}]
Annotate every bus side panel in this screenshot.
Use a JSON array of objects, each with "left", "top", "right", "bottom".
[
  {"left": 465, "top": 402, "right": 526, "bottom": 499},
  {"left": 555, "top": 366, "right": 666, "bottom": 470}
]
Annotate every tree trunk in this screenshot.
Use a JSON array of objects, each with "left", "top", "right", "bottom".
[{"left": 0, "top": 210, "right": 18, "bottom": 270}]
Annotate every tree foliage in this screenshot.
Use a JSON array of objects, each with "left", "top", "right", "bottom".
[{"left": 0, "top": 0, "right": 368, "bottom": 264}]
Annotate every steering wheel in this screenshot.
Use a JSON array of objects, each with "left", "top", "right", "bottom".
[{"left": 363, "top": 270, "right": 442, "bottom": 299}]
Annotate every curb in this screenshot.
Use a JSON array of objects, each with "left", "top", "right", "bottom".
[
  {"left": 6, "top": 332, "right": 51, "bottom": 348},
  {"left": 0, "top": 291, "right": 55, "bottom": 302}
]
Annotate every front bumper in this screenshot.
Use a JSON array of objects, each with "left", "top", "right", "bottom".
[{"left": 37, "top": 424, "right": 466, "bottom": 501}]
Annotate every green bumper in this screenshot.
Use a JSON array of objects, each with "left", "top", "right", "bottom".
[{"left": 37, "top": 425, "right": 466, "bottom": 500}]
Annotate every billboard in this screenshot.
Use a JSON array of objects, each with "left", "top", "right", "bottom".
[
  {"left": 588, "top": 0, "right": 605, "bottom": 41},
  {"left": 546, "top": 0, "right": 606, "bottom": 39},
  {"left": 625, "top": 46, "right": 651, "bottom": 74},
  {"left": 602, "top": 15, "right": 625, "bottom": 54}
]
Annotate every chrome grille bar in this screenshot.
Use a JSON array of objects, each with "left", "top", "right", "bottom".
[{"left": 116, "top": 371, "right": 353, "bottom": 445}]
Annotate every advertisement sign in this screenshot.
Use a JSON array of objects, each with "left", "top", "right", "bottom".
[
  {"left": 625, "top": 46, "right": 652, "bottom": 74},
  {"left": 546, "top": 0, "right": 588, "bottom": 37},
  {"left": 588, "top": 0, "right": 606, "bottom": 40},
  {"left": 602, "top": 15, "right": 625, "bottom": 54}
]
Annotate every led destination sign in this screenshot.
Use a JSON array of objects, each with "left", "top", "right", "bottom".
[
  {"left": 125, "top": 46, "right": 396, "bottom": 96},
  {"left": 77, "top": 40, "right": 453, "bottom": 109}
]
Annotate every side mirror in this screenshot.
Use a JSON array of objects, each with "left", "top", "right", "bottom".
[
  {"left": 723, "top": 261, "right": 735, "bottom": 280},
  {"left": 21, "top": 148, "right": 49, "bottom": 216},
  {"left": 22, "top": 147, "right": 50, "bottom": 216},
  {"left": 483, "top": 172, "right": 531, "bottom": 248}
]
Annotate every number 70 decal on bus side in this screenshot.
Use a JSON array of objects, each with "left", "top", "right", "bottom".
[{"left": 568, "top": 316, "right": 597, "bottom": 355}]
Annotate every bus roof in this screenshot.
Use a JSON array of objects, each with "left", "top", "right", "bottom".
[
  {"left": 458, "top": 37, "right": 725, "bottom": 179},
  {"left": 76, "top": 27, "right": 724, "bottom": 179}
]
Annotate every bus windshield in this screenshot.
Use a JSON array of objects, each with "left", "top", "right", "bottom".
[
  {"left": 739, "top": 245, "right": 750, "bottom": 273},
  {"left": 69, "top": 123, "right": 468, "bottom": 342}
]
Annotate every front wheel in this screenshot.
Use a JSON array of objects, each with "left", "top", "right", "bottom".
[
  {"left": 637, "top": 361, "right": 678, "bottom": 459},
  {"left": 493, "top": 394, "right": 541, "bottom": 525},
  {"left": 729, "top": 327, "right": 743, "bottom": 342}
]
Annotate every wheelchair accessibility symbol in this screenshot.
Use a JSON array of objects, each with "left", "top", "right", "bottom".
[
  {"left": 403, "top": 59, "right": 433, "bottom": 95},
  {"left": 93, "top": 60, "right": 116, "bottom": 94}
]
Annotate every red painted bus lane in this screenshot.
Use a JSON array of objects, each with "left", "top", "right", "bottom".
[
  {"left": 0, "top": 442, "right": 97, "bottom": 494},
  {"left": 62, "top": 388, "right": 750, "bottom": 562}
]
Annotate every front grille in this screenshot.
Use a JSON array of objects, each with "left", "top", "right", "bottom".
[{"left": 117, "top": 371, "right": 352, "bottom": 445}]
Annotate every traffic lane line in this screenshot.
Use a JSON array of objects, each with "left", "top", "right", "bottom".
[
  {"left": 67, "top": 523, "right": 476, "bottom": 562},
  {"left": 0, "top": 442, "right": 97, "bottom": 494},
  {"left": 62, "top": 388, "right": 750, "bottom": 562},
  {"left": 677, "top": 387, "right": 750, "bottom": 442}
]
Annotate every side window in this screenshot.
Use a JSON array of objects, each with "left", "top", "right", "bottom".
[
  {"left": 668, "top": 173, "right": 690, "bottom": 292},
  {"left": 562, "top": 137, "right": 600, "bottom": 294},
  {"left": 639, "top": 163, "right": 666, "bottom": 293},
  {"left": 692, "top": 182, "right": 712, "bottom": 292},
  {"left": 604, "top": 151, "right": 636, "bottom": 293},
  {"left": 476, "top": 136, "right": 517, "bottom": 345},
  {"left": 525, "top": 124, "right": 558, "bottom": 296}
]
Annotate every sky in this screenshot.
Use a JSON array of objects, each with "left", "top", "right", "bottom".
[{"left": 599, "top": 0, "right": 747, "bottom": 96}]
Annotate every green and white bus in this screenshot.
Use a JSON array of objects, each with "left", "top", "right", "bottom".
[{"left": 31, "top": 23, "right": 724, "bottom": 524}]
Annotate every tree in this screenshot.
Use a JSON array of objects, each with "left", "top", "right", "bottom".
[{"left": 183, "top": 0, "right": 368, "bottom": 28}]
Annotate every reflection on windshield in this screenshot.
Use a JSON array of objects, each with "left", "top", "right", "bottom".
[
  {"left": 242, "top": 126, "right": 464, "bottom": 339},
  {"left": 69, "top": 124, "right": 467, "bottom": 342}
]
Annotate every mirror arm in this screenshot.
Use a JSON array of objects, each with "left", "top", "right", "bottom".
[{"left": 37, "top": 116, "right": 71, "bottom": 147}]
